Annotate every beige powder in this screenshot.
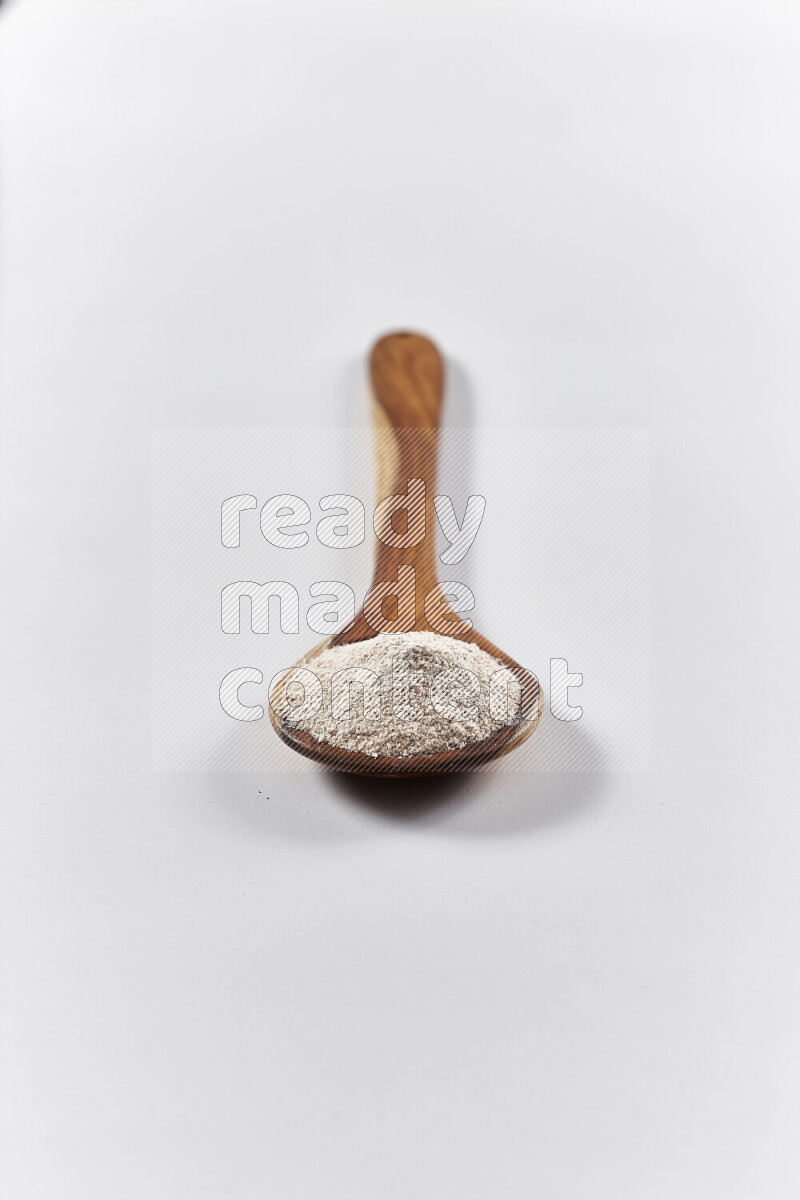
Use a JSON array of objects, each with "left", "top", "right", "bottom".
[{"left": 277, "top": 631, "right": 522, "bottom": 758}]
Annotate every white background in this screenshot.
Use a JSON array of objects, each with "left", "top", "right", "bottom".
[{"left": 1, "top": 1, "right": 798, "bottom": 1197}]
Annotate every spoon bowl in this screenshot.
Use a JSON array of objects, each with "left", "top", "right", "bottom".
[{"left": 269, "top": 332, "right": 542, "bottom": 776}]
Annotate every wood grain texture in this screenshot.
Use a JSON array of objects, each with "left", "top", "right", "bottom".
[
  {"left": 270, "top": 330, "right": 542, "bottom": 776},
  {"left": 331, "top": 332, "right": 450, "bottom": 644}
]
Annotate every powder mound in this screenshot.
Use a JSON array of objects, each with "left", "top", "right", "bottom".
[{"left": 278, "top": 631, "right": 522, "bottom": 759}]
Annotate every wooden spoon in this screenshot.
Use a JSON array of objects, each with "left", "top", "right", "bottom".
[{"left": 269, "top": 331, "right": 542, "bottom": 775}]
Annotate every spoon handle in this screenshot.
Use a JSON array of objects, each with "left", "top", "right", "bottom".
[
  {"left": 332, "top": 331, "right": 450, "bottom": 645},
  {"left": 370, "top": 331, "right": 444, "bottom": 431}
]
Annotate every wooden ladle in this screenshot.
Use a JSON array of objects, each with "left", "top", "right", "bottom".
[{"left": 269, "top": 331, "right": 542, "bottom": 775}]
